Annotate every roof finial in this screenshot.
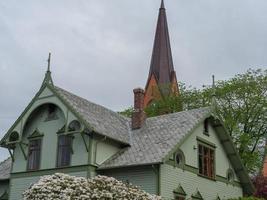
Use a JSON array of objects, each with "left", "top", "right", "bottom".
[
  {"left": 42, "top": 52, "right": 54, "bottom": 87},
  {"left": 160, "top": 0, "right": 165, "bottom": 9},
  {"left": 47, "top": 52, "right": 51, "bottom": 72}
]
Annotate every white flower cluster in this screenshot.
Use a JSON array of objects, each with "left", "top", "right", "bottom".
[{"left": 23, "top": 173, "right": 162, "bottom": 200}]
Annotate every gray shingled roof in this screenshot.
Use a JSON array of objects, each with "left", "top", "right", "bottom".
[
  {"left": 99, "top": 107, "right": 210, "bottom": 169},
  {"left": 0, "top": 158, "right": 11, "bottom": 180},
  {"left": 54, "top": 86, "right": 130, "bottom": 145},
  {"left": 54, "top": 86, "right": 210, "bottom": 169}
]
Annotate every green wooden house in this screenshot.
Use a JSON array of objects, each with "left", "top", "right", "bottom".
[{"left": 0, "top": 1, "right": 254, "bottom": 199}]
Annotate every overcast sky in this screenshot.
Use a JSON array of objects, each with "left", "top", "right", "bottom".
[{"left": 0, "top": 0, "right": 267, "bottom": 161}]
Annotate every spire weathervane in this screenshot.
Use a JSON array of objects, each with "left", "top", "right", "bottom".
[{"left": 42, "top": 52, "right": 54, "bottom": 86}]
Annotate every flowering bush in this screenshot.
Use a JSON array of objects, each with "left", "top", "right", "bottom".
[{"left": 23, "top": 173, "right": 161, "bottom": 200}]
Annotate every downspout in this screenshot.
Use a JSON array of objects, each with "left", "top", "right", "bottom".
[{"left": 152, "top": 164, "right": 161, "bottom": 196}]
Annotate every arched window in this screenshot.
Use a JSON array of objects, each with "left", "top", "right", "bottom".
[
  {"left": 175, "top": 150, "right": 185, "bottom": 168},
  {"left": 68, "top": 120, "right": 81, "bottom": 132}
]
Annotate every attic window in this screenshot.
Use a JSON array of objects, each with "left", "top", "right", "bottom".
[
  {"left": 175, "top": 150, "right": 185, "bottom": 168},
  {"left": 68, "top": 120, "right": 81, "bottom": 132},
  {"left": 45, "top": 104, "right": 58, "bottom": 121},
  {"left": 203, "top": 119, "right": 209, "bottom": 135}
]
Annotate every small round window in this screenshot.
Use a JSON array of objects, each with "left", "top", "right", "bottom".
[
  {"left": 68, "top": 120, "right": 81, "bottom": 132},
  {"left": 227, "top": 169, "right": 235, "bottom": 183},
  {"left": 9, "top": 131, "right": 19, "bottom": 142},
  {"left": 175, "top": 150, "right": 185, "bottom": 167}
]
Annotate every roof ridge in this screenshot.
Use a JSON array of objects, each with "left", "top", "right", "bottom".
[{"left": 146, "top": 106, "right": 211, "bottom": 120}]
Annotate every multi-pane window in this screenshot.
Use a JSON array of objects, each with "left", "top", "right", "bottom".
[
  {"left": 57, "top": 135, "right": 72, "bottom": 167},
  {"left": 198, "top": 144, "right": 215, "bottom": 178},
  {"left": 27, "top": 139, "right": 41, "bottom": 171}
]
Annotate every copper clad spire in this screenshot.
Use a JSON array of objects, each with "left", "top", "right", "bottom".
[{"left": 147, "top": 0, "right": 174, "bottom": 88}]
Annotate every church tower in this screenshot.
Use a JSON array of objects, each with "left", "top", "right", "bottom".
[{"left": 144, "top": 0, "right": 179, "bottom": 107}]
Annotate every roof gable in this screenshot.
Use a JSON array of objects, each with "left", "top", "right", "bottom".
[{"left": 0, "top": 83, "right": 131, "bottom": 147}]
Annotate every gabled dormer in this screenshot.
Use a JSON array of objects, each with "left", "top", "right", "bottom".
[{"left": 0, "top": 54, "right": 128, "bottom": 176}]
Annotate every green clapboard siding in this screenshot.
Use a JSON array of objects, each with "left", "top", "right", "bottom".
[
  {"left": 9, "top": 170, "right": 87, "bottom": 200},
  {"left": 160, "top": 164, "right": 243, "bottom": 200},
  {"left": 99, "top": 165, "right": 158, "bottom": 195}
]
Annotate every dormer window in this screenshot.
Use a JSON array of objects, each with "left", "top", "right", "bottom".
[
  {"left": 203, "top": 119, "right": 209, "bottom": 136},
  {"left": 27, "top": 139, "right": 42, "bottom": 171},
  {"left": 57, "top": 135, "right": 73, "bottom": 168}
]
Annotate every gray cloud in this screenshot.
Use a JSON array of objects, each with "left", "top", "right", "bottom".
[{"left": 0, "top": 0, "right": 267, "bottom": 161}]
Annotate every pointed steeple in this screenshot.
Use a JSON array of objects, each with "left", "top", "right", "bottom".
[
  {"left": 42, "top": 52, "right": 54, "bottom": 86},
  {"left": 144, "top": 0, "right": 179, "bottom": 107},
  {"left": 147, "top": 0, "right": 175, "bottom": 90}
]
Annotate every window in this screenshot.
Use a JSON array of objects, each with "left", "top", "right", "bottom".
[
  {"left": 198, "top": 144, "right": 215, "bottom": 179},
  {"left": 9, "top": 131, "right": 19, "bottom": 142},
  {"left": 68, "top": 120, "right": 81, "bottom": 132},
  {"left": 57, "top": 135, "right": 72, "bottom": 167},
  {"left": 203, "top": 119, "right": 209, "bottom": 135},
  {"left": 27, "top": 139, "right": 41, "bottom": 171},
  {"left": 175, "top": 150, "right": 185, "bottom": 168},
  {"left": 45, "top": 104, "right": 58, "bottom": 121}
]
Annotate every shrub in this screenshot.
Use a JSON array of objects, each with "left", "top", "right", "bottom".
[{"left": 23, "top": 173, "right": 161, "bottom": 200}]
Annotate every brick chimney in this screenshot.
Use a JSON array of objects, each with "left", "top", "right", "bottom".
[{"left": 132, "top": 88, "right": 146, "bottom": 129}]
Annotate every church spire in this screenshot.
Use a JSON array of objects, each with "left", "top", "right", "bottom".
[
  {"left": 148, "top": 0, "right": 174, "bottom": 87},
  {"left": 144, "top": 0, "right": 179, "bottom": 107},
  {"left": 42, "top": 52, "right": 54, "bottom": 86}
]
